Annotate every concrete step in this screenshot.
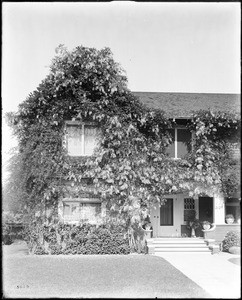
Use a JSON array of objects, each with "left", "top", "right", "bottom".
[
  {"left": 153, "top": 244, "right": 208, "bottom": 248},
  {"left": 146, "top": 238, "right": 212, "bottom": 253},
  {"left": 152, "top": 238, "right": 205, "bottom": 243},
  {"left": 152, "top": 241, "right": 206, "bottom": 245},
  {"left": 154, "top": 247, "right": 211, "bottom": 252}
]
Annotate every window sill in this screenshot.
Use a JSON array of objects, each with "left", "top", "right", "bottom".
[
  {"left": 62, "top": 198, "right": 101, "bottom": 203},
  {"left": 67, "top": 154, "right": 95, "bottom": 158},
  {"left": 166, "top": 157, "right": 186, "bottom": 160}
]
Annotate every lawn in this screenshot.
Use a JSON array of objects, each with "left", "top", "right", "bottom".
[{"left": 3, "top": 248, "right": 211, "bottom": 298}]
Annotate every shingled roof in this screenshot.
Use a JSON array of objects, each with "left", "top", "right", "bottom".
[{"left": 133, "top": 92, "right": 241, "bottom": 118}]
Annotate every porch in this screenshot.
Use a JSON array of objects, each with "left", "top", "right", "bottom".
[{"left": 149, "top": 193, "right": 240, "bottom": 240}]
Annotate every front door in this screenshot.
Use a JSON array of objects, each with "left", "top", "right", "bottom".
[{"left": 151, "top": 195, "right": 183, "bottom": 237}]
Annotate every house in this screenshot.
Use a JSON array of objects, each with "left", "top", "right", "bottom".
[
  {"left": 57, "top": 92, "right": 240, "bottom": 243},
  {"left": 134, "top": 92, "right": 240, "bottom": 241}
]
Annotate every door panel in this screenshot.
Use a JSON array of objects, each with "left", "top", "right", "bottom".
[
  {"left": 150, "top": 205, "right": 160, "bottom": 237},
  {"left": 199, "top": 197, "right": 213, "bottom": 223},
  {"left": 160, "top": 198, "right": 173, "bottom": 226}
]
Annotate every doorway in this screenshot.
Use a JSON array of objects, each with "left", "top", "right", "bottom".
[
  {"left": 199, "top": 197, "right": 213, "bottom": 223},
  {"left": 150, "top": 195, "right": 183, "bottom": 237}
]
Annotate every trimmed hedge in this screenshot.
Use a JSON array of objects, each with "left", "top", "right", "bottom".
[
  {"left": 222, "top": 231, "right": 241, "bottom": 252},
  {"left": 22, "top": 223, "right": 131, "bottom": 255}
]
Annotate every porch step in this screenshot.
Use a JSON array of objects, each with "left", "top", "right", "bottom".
[
  {"left": 152, "top": 238, "right": 206, "bottom": 244},
  {"left": 147, "top": 238, "right": 212, "bottom": 254},
  {"left": 154, "top": 244, "right": 209, "bottom": 248},
  {"left": 154, "top": 247, "right": 210, "bottom": 252}
]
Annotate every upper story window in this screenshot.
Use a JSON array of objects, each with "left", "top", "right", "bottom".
[
  {"left": 225, "top": 135, "right": 240, "bottom": 160},
  {"left": 166, "top": 127, "right": 192, "bottom": 159},
  {"left": 65, "top": 121, "right": 99, "bottom": 156}
]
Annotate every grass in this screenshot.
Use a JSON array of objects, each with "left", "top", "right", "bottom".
[{"left": 3, "top": 243, "right": 211, "bottom": 298}]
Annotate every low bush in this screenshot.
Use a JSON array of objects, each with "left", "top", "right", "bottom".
[
  {"left": 34, "top": 245, "right": 48, "bottom": 255},
  {"left": 228, "top": 246, "right": 240, "bottom": 255},
  {"left": 2, "top": 224, "right": 14, "bottom": 245},
  {"left": 22, "top": 222, "right": 131, "bottom": 255},
  {"left": 2, "top": 211, "right": 25, "bottom": 245},
  {"left": 222, "top": 231, "right": 241, "bottom": 252}
]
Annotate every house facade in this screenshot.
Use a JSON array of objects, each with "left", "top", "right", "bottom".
[
  {"left": 136, "top": 92, "right": 241, "bottom": 238},
  {"left": 58, "top": 92, "right": 241, "bottom": 240}
]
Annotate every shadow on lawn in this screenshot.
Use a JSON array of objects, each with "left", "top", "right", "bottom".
[{"left": 228, "top": 257, "right": 240, "bottom": 266}]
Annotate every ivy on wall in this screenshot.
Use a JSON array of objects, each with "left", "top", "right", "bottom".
[{"left": 6, "top": 45, "right": 241, "bottom": 231}]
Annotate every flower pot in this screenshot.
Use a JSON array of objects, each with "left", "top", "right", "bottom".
[
  {"left": 203, "top": 224, "right": 210, "bottom": 230},
  {"left": 226, "top": 218, "right": 234, "bottom": 224},
  {"left": 191, "top": 228, "right": 196, "bottom": 238},
  {"left": 144, "top": 229, "right": 153, "bottom": 239}
]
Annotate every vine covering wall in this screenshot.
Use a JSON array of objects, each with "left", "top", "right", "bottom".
[{"left": 6, "top": 45, "right": 240, "bottom": 231}]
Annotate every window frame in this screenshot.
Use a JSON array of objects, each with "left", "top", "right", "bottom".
[
  {"left": 225, "top": 197, "right": 241, "bottom": 223},
  {"left": 64, "top": 121, "right": 99, "bottom": 157},
  {"left": 184, "top": 198, "right": 195, "bottom": 222},
  {"left": 62, "top": 197, "right": 102, "bottom": 224},
  {"left": 166, "top": 126, "right": 194, "bottom": 159}
]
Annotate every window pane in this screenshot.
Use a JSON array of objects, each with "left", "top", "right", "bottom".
[
  {"left": 67, "top": 125, "right": 83, "bottom": 156},
  {"left": 184, "top": 198, "right": 195, "bottom": 221},
  {"left": 80, "top": 203, "right": 101, "bottom": 224},
  {"left": 226, "top": 198, "right": 241, "bottom": 223},
  {"left": 84, "top": 125, "right": 98, "bottom": 156},
  {"left": 160, "top": 199, "right": 173, "bottom": 226},
  {"left": 177, "top": 129, "right": 191, "bottom": 158},
  {"left": 63, "top": 204, "right": 71, "bottom": 216},
  {"left": 63, "top": 202, "right": 81, "bottom": 221},
  {"left": 63, "top": 201, "right": 101, "bottom": 223},
  {"left": 166, "top": 129, "right": 175, "bottom": 158}
]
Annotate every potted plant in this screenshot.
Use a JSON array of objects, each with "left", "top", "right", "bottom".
[
  {"left": 142, "top": 221, "right": 153, "bottom": 239},
  {"left": 144, "top": 222, "right": 152, "bottom": 230},
  {"left": 186, "top": 210, "right": 201, "bottom": 238},
  {"left": 202, "top": 221, "right": 211, "bottom": 230},
  {"left": 225, "top": 214, "right": 234, "bottom": 224}
]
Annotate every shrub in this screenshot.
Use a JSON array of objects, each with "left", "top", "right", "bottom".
[
  {"left": 34, "top": 245, "right": 48, "bottom": 255},
  {"left": 24, "top": 223, "right": 131, "bottom": 255},
  {"left": 49, "top": 244, "right": 62, "bottom": 255},
  {"left": 2, "top": 224, "right": 13, "bottom": 245},
  {"left": 222, "top": 231, "right": 241, "bottom": 252},
  {"left": 2, "top": 211, "right": 25, "bottom": 244},
  {"left": 228, "top": 246, "right": 240, "bottom": 255}
]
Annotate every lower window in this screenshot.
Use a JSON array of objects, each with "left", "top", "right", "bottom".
[
  {"left": 184, "top": 198, "right": 195, "bottom": 222},
  {"left": 225, "top": 198, "right": 241, "bottom": 223},
  {"left": 160, "top": 198, "right": 173, "bottom": 226},
  {"left": 63, "top": 199, "right": 101, "bottom": 224}
]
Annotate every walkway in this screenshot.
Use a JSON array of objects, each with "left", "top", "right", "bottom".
[{"left": 156, "top": 252, "right": 241, "bottom": 298}]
